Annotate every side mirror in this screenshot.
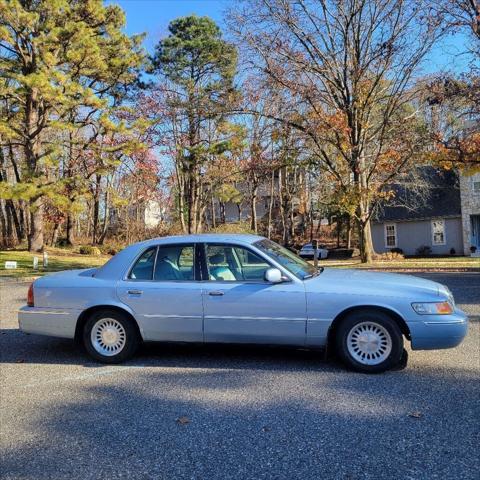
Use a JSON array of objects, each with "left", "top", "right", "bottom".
[{"left": 265, "top": 267, "right": 283, "bottom": 284}]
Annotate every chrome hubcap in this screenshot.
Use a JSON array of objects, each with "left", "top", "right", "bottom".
[
  {"left": 347, "top": 321, "right": 392, "bottom": 366},
  {"left": 91, "top": 318, "right": 126, "bottom": 357}
]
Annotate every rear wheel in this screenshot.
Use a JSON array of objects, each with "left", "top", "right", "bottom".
[
  {"left": 83, "top": 309, "right": 139, "bottom": 363},
  {"left": 335, "top": 310, "right": 404, "bottom": 373}
]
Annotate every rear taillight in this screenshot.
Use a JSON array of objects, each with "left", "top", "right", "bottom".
[{"left": 27, "top": 283, "right": 34, "bottom": 307}]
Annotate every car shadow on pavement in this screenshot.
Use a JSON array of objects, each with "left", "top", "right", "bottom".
[
  {"left": 2, "top": 358, "right": 479, "bottom": 480},
  {"left": 0, "top": 327, "right": 344, "bottom": 372}
]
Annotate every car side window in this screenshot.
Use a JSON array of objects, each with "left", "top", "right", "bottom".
[
  {"left": 129, "top": 247, "right": 156, "bottom": 280},
  {"left": 205, "top": 244, "right": 270, "bottom": 282},
  {"left": 154, "top": 244, "right": 195, "bottom": 281}
]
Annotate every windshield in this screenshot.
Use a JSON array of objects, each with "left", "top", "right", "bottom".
[{"left": 254, "top": 239, "right": 319, "bottom": 280}]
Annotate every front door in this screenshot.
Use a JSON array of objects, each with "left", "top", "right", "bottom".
[
  {"left": 117, "top": 243, "right": 204, "bottom": 342},
  {"left": 201, "top": 243, "right": 307, "bottom": 345}
]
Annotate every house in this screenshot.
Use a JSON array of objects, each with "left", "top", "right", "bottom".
[
  {"left": 460, "top": 172, "right": 480, "bottom": 256},
  {"left": 372, "top": 168, "right": 480, "bottom": 256},
  {"left": 109, "top": 199, "right": 167, "bottom": 232}
]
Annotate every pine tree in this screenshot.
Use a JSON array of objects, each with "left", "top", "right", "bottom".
[
  {"left": 151, "top": 15, "right": 238, "bottom": 233},
  {"left": 0, "top": 0, "right": 144, "bottom": 251}
]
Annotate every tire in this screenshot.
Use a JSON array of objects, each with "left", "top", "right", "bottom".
[
  {"left": 335, "top": 309, "right": 404, "bottom": 373},
  {"left": 83, "top": 309, "right": 140, "bottom": 363}
]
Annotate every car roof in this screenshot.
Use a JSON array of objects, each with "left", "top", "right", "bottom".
[{"left": 141, "top": 233, "right": 265, "bottom": 246}]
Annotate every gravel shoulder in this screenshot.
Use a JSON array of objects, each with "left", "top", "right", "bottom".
[{"left": 1, "top": 274, "right": 479, "bottom": 480}]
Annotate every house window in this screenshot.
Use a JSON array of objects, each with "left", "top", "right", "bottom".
[
  {"left": 473, "top": 181, "right": 480, "bottom": 193},
  {"left": 431, "top": 219, "right": 446, "bottom": 245},
  {"left": 384, "top": 224, "right": 397, "bottom": 248}
]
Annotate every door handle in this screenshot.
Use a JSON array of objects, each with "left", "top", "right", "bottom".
[
  {"left": 127, "top": 289, "right": 143, "bottom": 295},
  {"left": 208, "top": 290, "right": 224, "bottom": 296}
]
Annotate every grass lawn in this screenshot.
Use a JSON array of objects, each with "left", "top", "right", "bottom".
[
  {"left": 1, "top": 248, "right": 479, "bottom": 280},
  {"left": 0, "top": 248, "right": 111, "bottom": 280},
  {"left": 316, "top": 256, "right": 480, "bottom": 271}
]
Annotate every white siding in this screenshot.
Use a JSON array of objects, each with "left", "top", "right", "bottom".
[{"left": 372, "top": 218, "right": 463, "bottom": 255}]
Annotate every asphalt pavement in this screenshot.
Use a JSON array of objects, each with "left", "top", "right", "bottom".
[{"left": 0, "top": 273, "right": 479, "bottom": 480}]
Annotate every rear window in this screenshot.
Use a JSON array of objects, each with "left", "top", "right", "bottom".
[{"left": 129, "top": 247, "right": 156, "bottom": 280}]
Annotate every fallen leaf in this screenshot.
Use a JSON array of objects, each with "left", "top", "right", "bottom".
[
  {"left": 176, "top": 416, "right": 190, "bottom": 425},
  {"left": 408, "top": 411, "right": 423, "bottom": 418}
]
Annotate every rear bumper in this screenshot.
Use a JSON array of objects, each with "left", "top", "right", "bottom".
[
  {"left": 409, "top": 308, "right": 468, "bottom": 350},
  {"left": 18, "top": 306, "right": 81, "bottom": 339}
]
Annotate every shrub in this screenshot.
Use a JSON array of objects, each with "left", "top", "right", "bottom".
[
  {"left": 450, "top": 248, "right": 456, "bottom": 255},
  {"left": 390, "top": 247, "right": 403, "bottom": 255},
  {"left": 470, "top": 246, "right": 477, "bottom": 254},
  {"left": 415, "top": 245, "right": 432, "bottom": 256},
  {"left": 78, "top": 245, "right": 101, "bottom": 256},
  {"left": 373, "top": 251, "right": 405, "bottom": 261},
  {"left": 98, "top": 244, "right": 121, "bottom": 256}
]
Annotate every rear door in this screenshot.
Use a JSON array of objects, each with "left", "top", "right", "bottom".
[
  {"left": 117, "top": 243, "right": 204, "bottom": 342},
  {"left": 201, "top": 243, "right": 307, "bottom": 345}
]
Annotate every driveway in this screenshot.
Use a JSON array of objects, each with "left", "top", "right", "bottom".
[{"left": 1, "top": 273, "right": 479, "bottom": 480}]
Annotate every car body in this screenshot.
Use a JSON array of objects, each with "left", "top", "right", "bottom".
[
  {"left": 299, "top": 243, "right": 328, "bottom": 259},
  {"left": 19, "top": 234, "right": 468, "bottom": 372}
]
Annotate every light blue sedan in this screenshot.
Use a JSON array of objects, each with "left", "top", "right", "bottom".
[{"left": 18, "top": 234, "right": 468, "bottom": 373}]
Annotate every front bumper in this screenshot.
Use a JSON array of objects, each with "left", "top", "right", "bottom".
[
  {"left": 18, "top": 306, "right": 81, "bottom": 339},
  {"left": 409, "top": 308, "right": 468, "bottom": 350}
]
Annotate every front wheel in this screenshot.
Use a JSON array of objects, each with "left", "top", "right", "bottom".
[
  {"left": 83, "top": 309, "right": 140, "bottom": 363},
  {"left": 335, "top": 310, "right": 404, "bottom": 373}
]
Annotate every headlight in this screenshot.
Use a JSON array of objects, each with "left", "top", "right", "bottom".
[{"left": 412, "top": 301, "right": 453, "bottom": 315}]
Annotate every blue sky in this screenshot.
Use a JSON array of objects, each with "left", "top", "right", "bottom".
[
  {"left": 107, "top": 0, "right": 228, "bottom": 51},
  {"left": 107, "top": 0, "right": 471, "bottom": 75}
]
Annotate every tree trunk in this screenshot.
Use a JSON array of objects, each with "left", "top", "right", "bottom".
[
  {"left": 0, "top": 201, "right": 12, "bottom": 247},
  {"left": 98, "top": 188, "right": 110, "bottom": 245},
  {"left": 0, "top": 150, "right": 23, "bottom": 244},
  {"left": 250, "top": 185, "right": 258, "bottom": 233},
  {"left": 289, "top": 205, "right": 295, "bottom": 241},
  {"left": 359, "top": 218, "right": 374, "bottom": 263},
  {"left": 267, "top": 170, "right": 275, "bottom": 239},
  {"left": 19, "top": 201, "right": 27, "bottom": 241},
  {"left": 0, "top": 201, "right": 7, "bottom": 247},
  {"left": 66, "top": 213, "right": 75, "bottom": 246},
  {"left": 211, "top": 196, "right": 216, "bottom": 228},
  {"left": 220, "top": 202, "right": 226, "bottom": 224},
  {"left": 51, "top": 223, "right": 60, "bottom": 246},
  {"left": 9, "top": 201, "right": 23, "bottom": 243},
  {"left": 4, "top": 201, "right": 16, "bottom": 246},
  {"left": 309, "top": 210, "right": 314, "bottom": 242},
  {"left": 336, "top": 217, "right": 341, "bottom": 248},
  {"left": 25, "top": 85, "right": 45, "bottom": 252},
  {"left": 194, "top": 169, "right": 203, "bottom": 233},
  {"left": 28, "top": 199, "right": 44, "bottom": 252},
  {"left": 197, "top": 204, "right": 207, "bottom": 233},
  {"left": 177, "top": 175, "right": 187, "bottom": 233},
  {"left": 346, "top": 215, "right": 352, "bottom": 249},
  {"left": 92, "top": 175, "right": 101, "bottom": 244},
  {"left": 278, "top": 169, "right": 287, "bottom": 244},
  {"left": 356, "top": 163, "right": 375, "bottom": 262}
]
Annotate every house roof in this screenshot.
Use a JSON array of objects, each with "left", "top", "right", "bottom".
[{"left": 374, "top": 168, "right": 461, "bottom": 223}]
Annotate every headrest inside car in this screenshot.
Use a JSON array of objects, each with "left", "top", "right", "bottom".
[{"left": 209, "top": 253, "right": 225, "bottom": 264}]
